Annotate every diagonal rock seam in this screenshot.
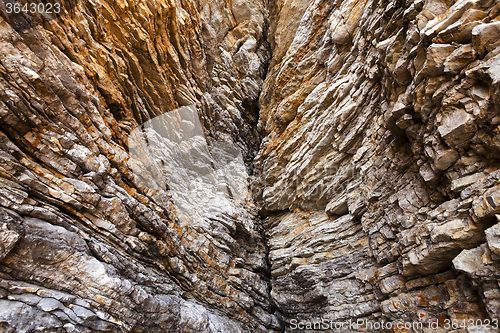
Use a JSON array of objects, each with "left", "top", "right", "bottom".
[{"left": 0, "top": 0, "right": 500, "bottom": 332}]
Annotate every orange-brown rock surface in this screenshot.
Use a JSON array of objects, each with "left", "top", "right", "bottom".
[
  {"left": 257, "top": 0, "right": 500, "bottom": 330},
  {"left": 1, "top": 0, "right": 500, "bottom": 331},
  {"left": 0, "top": 0, "right": 277, "bottom": 331}
]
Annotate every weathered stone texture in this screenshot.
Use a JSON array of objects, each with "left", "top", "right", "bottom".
[
  {"left": 2, "top": 0, "right": 500, "bottom": 331},
  {"left": 0, "top": 0, "right": 278, "bottom": 331},
  {"left": 256, "top": 0, "right": 500, "bottom": 329}
]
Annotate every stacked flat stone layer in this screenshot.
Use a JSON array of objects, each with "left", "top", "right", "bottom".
[
  {"left": 0, "top": 0, "right": 278, "bottom": 331},
  {"left": 256, "top": 0, "right": 500, "bottom": 329},
  {"left": 1, "top": 0, "right": 500, "bottom": 331}
]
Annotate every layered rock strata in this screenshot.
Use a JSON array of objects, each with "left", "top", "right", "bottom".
[
  {"left": 0, "top": 0, "right": 278, "bottom": 331},
  {"left": 1, "top": 0, "right": 500, "bottom": 331},
  {"left": 256, "top": 0, "right": 500, "bottom": 329}
]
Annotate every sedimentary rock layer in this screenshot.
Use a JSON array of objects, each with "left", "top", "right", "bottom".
[
  {"left": 0, "top": 0, "right": 278, "bottom": 331},
  {"left": 1, "top": 0, "right": 500, "bottom": 331},
  {"left": 256, "top": 0, "right": 500, "bottom": 329}
]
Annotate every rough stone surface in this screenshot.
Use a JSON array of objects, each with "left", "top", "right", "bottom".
[
  {"left": 0, "top": 0, "right": 275, "bottom": 331},
  {"left": 255, "top": 0, "right": 500, "bottom": 330},
  {"left": 1, "top": 0, "right": 500, "bottom": 331}
]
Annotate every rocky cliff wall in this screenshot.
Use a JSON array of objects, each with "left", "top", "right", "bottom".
[
  {"left": 0, "top": 0, "right": 279, "bottom": 331},
  {"left": 0, "top": 0, "right": 500, "bottom": 331},
  {"left": 256, "top": 0, "right": 500, "bottom": 330}
]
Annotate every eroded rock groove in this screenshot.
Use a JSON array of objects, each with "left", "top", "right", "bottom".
[{"left": 0, "top": 0, "right": 500, "bottom": 332}]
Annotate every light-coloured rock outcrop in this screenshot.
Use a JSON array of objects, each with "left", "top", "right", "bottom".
[
  {"left": 256, "top": 0, "right": 500, "bottom": 329},
  {"left": 1, "top": 0, "right": 500, "bottom": 331},
  {"left": 0, "top": 0, "right": 278, "bottom": 331}
]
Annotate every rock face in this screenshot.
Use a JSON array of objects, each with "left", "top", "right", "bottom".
[
  {"left": 257, "top": 0, "right": 500, "bottom": 329},
  {"left": 1, "top": 0, "right": 500, "bottom": 332},
  {"left": 0, "top": 0, "right": 277, "bottom": 331}
]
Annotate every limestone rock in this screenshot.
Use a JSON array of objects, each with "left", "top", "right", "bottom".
[
  {"left": 472, "top": 21, "right": 500, "bottom": 58},
  {"left": 434, "top": 148, "right": 459, "bottom": 170},
  {"left": 256, "top": 0, "right": 500, "bottom": 328},
  {"left": 486, "top": 222, "right": 500, "bottom": 256},
  {"left": 2, "top": 0, "right": 500, "bottom": 331},
  {"left": 437, "top": 108, "right": 477, "bottom": 148},
  {"left": 444, "top": 43, "right": 477, "bottom": 74},
  {"left": 0, "top": 208, "right": 23, "bottom": 261},
  {"left": 422, "top": 44, "right": 456, "bottom": 77},
  {"left": 0, "top": 0, "right": 275, "bottom": 330}
]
